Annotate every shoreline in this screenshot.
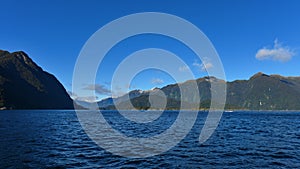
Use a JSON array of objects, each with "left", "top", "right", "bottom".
[{"left": 1, "top": 109, "right": 300, "bottom": 112}]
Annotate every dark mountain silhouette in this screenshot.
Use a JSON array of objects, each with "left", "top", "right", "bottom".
[{"left": 0, "top": 50, "right": 74, "bottom": 109}]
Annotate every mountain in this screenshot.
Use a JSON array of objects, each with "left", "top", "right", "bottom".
[
  {"left": 98, "top": 72, "right": 300, "bottom": 110},
  {"left": 227, "top": 72, "right": 300, "bottom": 110},
  {"left": 98, "top": 89, "right": 146, "bottom": 108},
  {"left": 0, "top": 50, "right": 74, "bottom": 109},
  {"left": 102, "top": 89, "right": 196, "bottom": 110}
]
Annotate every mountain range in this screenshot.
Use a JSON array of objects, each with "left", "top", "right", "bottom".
[
  {"left": 96, "top": 73, "right": 300, "bottom": 110},
  {"left": 1, "top": 49, "right": 300, "bottom": 110}
]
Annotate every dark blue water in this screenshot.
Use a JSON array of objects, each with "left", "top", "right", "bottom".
[{"left": 1, "top": 110, "right": 300, "bottom": 168}]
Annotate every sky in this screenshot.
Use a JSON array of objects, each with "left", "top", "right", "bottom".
[{"left": 1, "top": 0, "right": 300, "bottom": 101}]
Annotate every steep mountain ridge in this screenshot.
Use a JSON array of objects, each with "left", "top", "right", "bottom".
[
  {"left": 0, "top": 50, "right": 74, "bottom": 109},
  {"left": 227, "top": 72, "right": 300, "bottom": 110}
]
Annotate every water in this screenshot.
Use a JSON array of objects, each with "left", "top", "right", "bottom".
[{"left": 1, "top": 110, "right": 300, "bottom": 168}]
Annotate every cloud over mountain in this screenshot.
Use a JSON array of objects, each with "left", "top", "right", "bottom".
[
  {"left": 193, "top": 58, "right": 213, "bottom": 71},
  {"left": 179, "top": 65, "right": 189, "bottom": 72},
  {"left": 151, "top": 78, "right": 164, "bottom": 85},
  {"left": 256, "top": 39, "right": 295, "bottom": 62},
  {"left": 83, "top": 84, "right": 111, "bottom": 95}
]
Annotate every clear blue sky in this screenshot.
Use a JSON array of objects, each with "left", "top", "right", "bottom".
[{"left": 1, "top": 0, "right": 300, "bottom": 100}]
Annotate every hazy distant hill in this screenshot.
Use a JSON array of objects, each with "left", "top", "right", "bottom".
[
  {"left": 0, "top": 50, "right": 74, "bottom": 109},
  {"left": 98, "top": 73, "right": 300, "bottom": 110}
]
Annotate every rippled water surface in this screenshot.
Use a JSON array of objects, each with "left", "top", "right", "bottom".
[{"left": 1, "top": 110, "right": 300, "bottom": 168}]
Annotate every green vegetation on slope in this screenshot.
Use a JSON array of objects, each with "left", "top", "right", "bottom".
[{"left": 0, "top": 50, "right": 74, "bottom": 109}]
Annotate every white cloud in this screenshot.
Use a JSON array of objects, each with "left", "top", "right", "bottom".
[
  {"left": 151, "top": 78, "right": 164, "bottom": 85},
  {"left": 67, "top": 91, "right": 77, "bottom": 99},
  {"left": 76, "top": 96, "right": 99, "bottom": 102},
  {"left": 111, "top": 85, "right": 127, "bottom": 98},
  {"left": 179, "top": 65, "right": 189, "bottom": 72},
  {"left": 83, "top": 84, "right": 111, "bottom": 95},
  {"left": 255, "top": 39, "right": 295, "bottom": 62},
  {"left": 193, "top": 58, "right": 213, "bottom": 71},
  {"left": 202, "top": 62, "right": 213, "bottom": 70},
  {"left": 67, "top": 91, "right": 98, "bottom": 102}
]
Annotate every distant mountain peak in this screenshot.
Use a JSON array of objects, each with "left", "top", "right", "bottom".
[
  {"left": 250, "top": 72, "right": 270, "bottom": 80},
  {"left": 14, "top": 51, "right": 42, "bottom": 70},
  {"left": 0, "top": 50, "right": 10, "bottom": 57},
  {"left": 196, "top": 76, "right": 225, "bottom": 83},
  {"left": 130, "top": 89, "right": 143, "bottom": 93}
]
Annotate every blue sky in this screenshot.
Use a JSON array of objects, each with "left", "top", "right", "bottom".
[{"left": 1, "top": 0, "right": 300, "bottom": 101}]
